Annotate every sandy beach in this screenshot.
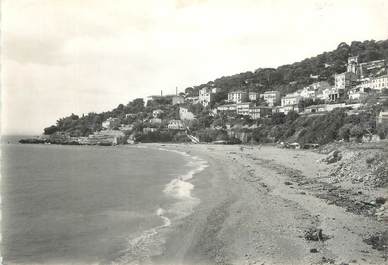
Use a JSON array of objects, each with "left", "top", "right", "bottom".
[{"left": 148, "top": 143, "right": 387, "bottom": 265}]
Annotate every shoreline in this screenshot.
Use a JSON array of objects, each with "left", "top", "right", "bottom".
[
  {"left": 146, "top": 143, "right": 387, "bottom": 265},
  {"left": 109, "top": 144, "right": 210, "bottom": 265}
]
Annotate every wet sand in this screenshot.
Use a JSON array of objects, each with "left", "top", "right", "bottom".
[{"left": 150, "top": 144, "right": 387, "bottom": 265}]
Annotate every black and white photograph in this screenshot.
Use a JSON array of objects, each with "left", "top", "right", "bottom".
[{"left": 1, "top": 1, "right": 388, "bottom": 264}]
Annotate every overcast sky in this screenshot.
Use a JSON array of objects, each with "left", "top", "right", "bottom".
[{"left": 1, "top": 0, "right": 388, "bottom": 135}]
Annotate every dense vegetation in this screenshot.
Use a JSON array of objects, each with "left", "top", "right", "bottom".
[{"left": 185, "top": 40, "right": 388, "bottom": 97}]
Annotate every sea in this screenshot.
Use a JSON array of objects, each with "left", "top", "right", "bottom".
[{"left": 1, "top": 136, "right": 208, "bottom": 265}]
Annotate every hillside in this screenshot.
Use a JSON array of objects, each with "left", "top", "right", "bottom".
[
  {"left": 42, "top": 39, "right": 388, "bottom": 141},
  {"left": 185, "top": 39, "right": 388, "bottom": 97}
]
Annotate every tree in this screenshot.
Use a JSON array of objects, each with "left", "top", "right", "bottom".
[
  {"left": 127, "top": 98, "right": 145, "bottom": 113},
  {"left": 271, "top": 112, "right": 286, "bottom": 125},
  {"left": 44, "top": 125, "right": 58, "bottom": 135},
  {"left": 339, "top": 124, "right": 352, "bottom": 141},
  {"left": 377, "top": 123, "right": 388, "bottom": 139},
  {"left": 286, "top": 111, "right": 299, "bottom": 123},
  {"left": 350, "top": 125, "right": 364, "bottom": 140}
]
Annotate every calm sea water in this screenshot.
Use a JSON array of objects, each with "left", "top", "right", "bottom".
[{"left": 1, "top": 139, "right": 207, "bottom": 265}]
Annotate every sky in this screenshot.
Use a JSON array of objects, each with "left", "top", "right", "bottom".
[{"left": 1, "top": 0, "right": 388, "bottom": 135}]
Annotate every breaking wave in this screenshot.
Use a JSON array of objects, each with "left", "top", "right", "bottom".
[{"left": 110, "top": 146, "right": 208, "bottom": 265}]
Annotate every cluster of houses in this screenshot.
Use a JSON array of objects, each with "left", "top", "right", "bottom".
[
  {"left": 213, "top": 56, "right": 388, "bottom": 118},
  {"left": 97, "top": 56, "right": 388, "bottom": 141}
]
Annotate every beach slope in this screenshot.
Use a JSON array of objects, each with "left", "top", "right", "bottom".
[{"left": 154, "top": 144, "right": 387, "bottom": 265}]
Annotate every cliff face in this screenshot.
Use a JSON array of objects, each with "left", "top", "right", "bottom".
[
  {"left": 86, "top": 130, "right": 126, "bottom": 145},
  {"left": 227, "top": 130, "right": 252, "bottom": 144}
]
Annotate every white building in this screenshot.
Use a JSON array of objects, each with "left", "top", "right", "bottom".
[
  {"left": 248, "top": 92, "right": 259, "bottom": 101},
  {"left": 217, "top": 104, "right": 237, "bottom": 112},
  {"left": 228, "top": 90, "right": 248, "bottom": 103},
  {"left": 236, "top": 102, "right": 253, "bottom": 116},
  {"left": 359, "top": 59, "right": 386, "bottom": 78},
  {"left": 199, "top": 87, "right": 214, "bottom": 106},
  {"left": 211, "top": 87, "right": 221, "bottom": 93},
  {"left": 179, "top": 107, "right": 195, "bottom": 120},
  {"left": 316, "top": 88, "right": 332, "bottom": 101},
  {"left": 347, "top": 56, "right": 359, "bottom": 74},
  {"left": 185, "top": 96, "right": 199, "bottom": 104},
  {"left": 301, "top": 81, "right": 331, "bottom": 99},
  {"left": 172, "top": 95, "right": 185, "bottom": 105},
  {"left": 262, "top": 91, "right": 280, "bottom": 106},
  {"left": 249, "top": 106, "right": 272, "bottom": 119},
  {"left": 360, "top": 75, "right": 388, "bottom": 91},
  {"left": 281, "top": 93, "right": 301, "bottom": 106},
  {"left": 303, "top": 103, "right": 348, "bottom": 114},
  {"left": 335, "top": 72, "right": 357, "bottom": 90},
  {"left": 167, "top": 120, "right": 185, "bottom": 130},
  {"left": 311, "top": 81, "right": 331, "bottom": 91},
  {"left": 152, "top": 109, "right": 164, "bottom": 118},
  {"left": 377, "top": 111, "right": 388, "bottom": 124},
  {"left": 348, "top": 87, "right": 369, "bottom": 101},
  {"left": 102, "top": 117, "right": 120, "bottom": 130},
  {"left": 149, "top": 118, "right": 162, "bottom": 125},
  {"left": 327, "top": 88, "right": 345, "bottom": 102},
  {"left": 300, "top": 87, "right": 317, "bottom": 99},
  {"left": 273, "top": 105, "right": 300, "bottom": 115}
]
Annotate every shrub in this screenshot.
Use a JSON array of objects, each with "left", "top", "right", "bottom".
[
  {"left": 271, "top": 112, "right": 286, "bottom": 125},
  {"left": 349, "top": 125, "right": 364, "bottom": 140},
  {"left": 377, "top": 124, "right": 388, "bottom": 139},
  {"left": 338, "top": 124, "right": 352, "bottom": 141}
]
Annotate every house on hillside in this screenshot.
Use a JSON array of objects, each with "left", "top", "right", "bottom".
[
  {"left": 236, "top": 102, "right": 254, "bottom": 116},
  {"left": 359, "top": 59, "right": 387, "bottom": 78},
  {"left": 281, "top": 93, "right": 301, "bottom": 106},
  {"left": 304, "top": 104, "right": 327, "bottom": 113},
  {"left": 278, "top": 92, "right": 302, "bottom": 114},
  {"left": 310, "top": 81, "right": 330, "bottom": 91},
  {"left": 199, "top": 87, "right": 213, "bottom": 106},
  {"left": 327, "top": 87, "right": 345, "bottom": 102},
  {"left": 334, "top": 72, "right": 357, "bottom": 90},
  {"left": 143, "top": 127, "right": 157, "bottom": 133},
  {"left": 119, "top": 124, "right": 134, "bottom": 132},
  {"left": 102, "top": 117, "right": 120, "bottom": 130},
  {"left": 217, "top": 104, "right": 237, "bottom": 112},
  {"left": 228, "top": 90, "right": 248, "bottom": 103},
  {"left": 179, "top": 107, "right": 195, "bottom": 120},
  {"left": 262, "top": 91, "right": 281, "bottom": 106},
  {"left": 248, "top": 92, "right": 259, "bottom": 101},
  {"left": 348, "top": 87, "right": 369, "bottom": 101},
  {"left": 362, "top": 75, "right": 388, "bottom": 91},
  {"left": 152, "top": 109, "right": 164, "bottom": 118},
  {"left": 172, "top": 95, "right": 185, "bottom": 105},
  {"left": 377, "top": 110, "right": 388, "bottom": 125},
  {"left": 150, "top": 118, "right": 162, "bottom": 125},
  {"left": 316, "top": 88, "right": 332, "bottom": 101},
  {"left": 168, "top": 120, "right": 185, "bottom": 130},
  {"left": 300, "top": 81, "right": 330, "bottom": 99},
  {"left": 273, "top": 105, "right": 300, "bottom": 115},
  {"left": 249, "top": 106, "right": 272, "bottom": 119},
  {"left": 211, "top": 87, "right": 221, "bottom": 93},
  {"left": 185, "top": 96, "right": 199, "bottom": 104}
]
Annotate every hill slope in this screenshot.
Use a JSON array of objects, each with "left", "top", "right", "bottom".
[{"left": 185, "top": 39, "right": 388, "bottom": 96}]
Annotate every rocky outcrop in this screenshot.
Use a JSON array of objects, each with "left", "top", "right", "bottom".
[
  {"left": 327, "top": 150, "right": 388, "bottom": 187},
  {"left": 85, "top": 130, "right": 126, "bottom": 145},
  {"left": 321, "top": 150, "right": 342, "bottom": 164}
]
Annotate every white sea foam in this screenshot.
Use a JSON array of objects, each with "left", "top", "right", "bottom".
[
  {"left": 156, "top": 208, "right": 171, "bottom": 227},
  {"left": 112, "top": 145, "right": 208, "bottom": 265}
]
